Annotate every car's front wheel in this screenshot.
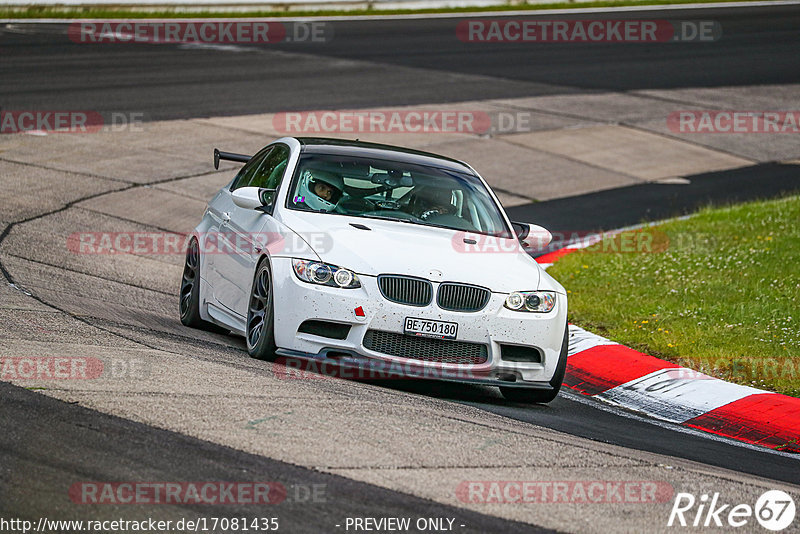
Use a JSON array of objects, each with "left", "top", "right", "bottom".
[
  {"left": 246, "top": 259, "right": 277, "bottom": 361},
  {"left": 500, "top": 321, "right": 569, "bottom": 404}
]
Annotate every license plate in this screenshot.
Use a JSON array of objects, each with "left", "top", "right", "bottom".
[{"left": 404, "top": 317, "right": 458, "bottom": 340}]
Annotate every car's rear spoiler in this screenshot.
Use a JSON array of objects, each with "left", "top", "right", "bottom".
[{"left": 214, "top": 148, "right": 251, "bottom": 170}]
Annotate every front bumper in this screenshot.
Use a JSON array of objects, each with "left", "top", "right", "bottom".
[{"left": 270, "top": 257, "right": 567, "bottom": 388}]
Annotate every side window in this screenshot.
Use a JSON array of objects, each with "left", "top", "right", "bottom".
[
  {"left": 248, "top": 145, "right": 290, "bottom": 190},
  {"left": 229, "top": 147, "right": 272, "bottom": 191}
]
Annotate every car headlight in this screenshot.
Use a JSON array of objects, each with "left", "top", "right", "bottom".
[
  {"left": 504, "top": 291, "right": 556, "bottom": 313},
  {"left": 291, "top": 259, "right": 361, "bottom": 289}
]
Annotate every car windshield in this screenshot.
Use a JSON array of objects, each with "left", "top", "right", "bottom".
[{"left": 286, "top": 153, "right": 512, "bottom": 237}]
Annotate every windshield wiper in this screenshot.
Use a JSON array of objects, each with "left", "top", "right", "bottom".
[
  {"left": 360, "top": 214, "right": 458, "bottom": 231},
  {"left": 361, "top": 214, "right": 418, "bottom": 224}
]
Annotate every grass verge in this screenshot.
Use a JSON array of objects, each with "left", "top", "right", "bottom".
[
  {"left": 0, "top": 0, "right": 779, "bottom": 19},
  {"left": 549, "top": 195, "right": 800, "bottom": 397}
]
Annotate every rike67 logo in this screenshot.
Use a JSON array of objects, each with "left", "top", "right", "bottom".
[{"left": 668, "top": 490, "right": 795, "bottom": 531}]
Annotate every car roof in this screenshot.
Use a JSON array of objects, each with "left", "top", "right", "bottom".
[{"left": 295, "top": 137, "right": 473, "bottom": 174}]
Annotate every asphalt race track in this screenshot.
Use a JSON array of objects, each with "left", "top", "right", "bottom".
[
  {"left": 1, "top": 4, "right": 800, "bottom": 532},
  {"left": 0, "top": 381, "right": 548, "bottom": 533},
  {"left": 1, "top": 5, "right": 799, "bottom": 119}
]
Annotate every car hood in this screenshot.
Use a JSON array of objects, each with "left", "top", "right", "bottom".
[{"left": 279, "top": 211, "right": 541, "bottom": 293}]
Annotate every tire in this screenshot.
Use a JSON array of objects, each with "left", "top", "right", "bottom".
[
  {"left": 246, "top": 259, "right": 277, "bottom": 361},
  {"left": 179, "top": 238, "right": 227, "bottom": 333},
  {"left": 500, "top": 321, "right": 569, "bottom": 404}
]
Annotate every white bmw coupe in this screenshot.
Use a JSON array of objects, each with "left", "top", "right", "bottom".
[{"left": 180, "top": 137, "right": 568, "bottom": 403}]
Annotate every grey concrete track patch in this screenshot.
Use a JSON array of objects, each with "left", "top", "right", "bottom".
[
  {"left": 154, "top": 169, "right": 238, "bottom": 202},
  {"left": 0, "top": 278, "right": 54, "bottom": 312},
  {"left": 0, "top": 308, "right": 142, "bottom": 348},
  {"left": 489, "top": 84, "right": 800, "bottom": 165},
  {"left": 432, "top": 137, "right": 642, "bottom": 202},
  {"left": 635, "top": 117, "right": 800, "bottom": 163},
  {"left": 0, "top": 158, "right": 126, "bottom": 222},
  {"left": 630, "top": 85, "right": 800, "bottom": 162},
  {"left": 490, "top": 91, "right": 683, "bottom": 125},
  {"left": 3, "top": 254, "right": 177, "bottom": 331},
  {"left": 3, "top": 210, "right": 183, "bottom": 294},
  {"left": 0, "top": 122, "right": 262, "bottom": 183},
  {"left": 503, "top": 125, "right": 752, "bottom": 182},
  {"left": 77, "top": 187, "right": 208, "bottom": 233},
  {"left": 636, "top": 85, "right": 800, "bottom": 111}
]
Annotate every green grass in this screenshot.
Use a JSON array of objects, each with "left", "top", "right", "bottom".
[
  {"left": 549, "top": 195, "right": 800, "bottom": 397},
  {"left": 0, "top": 0, "right": 778, "bottom": 19}
]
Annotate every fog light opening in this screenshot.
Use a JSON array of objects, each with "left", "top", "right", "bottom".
[{"left": 495, "top": 372, "right": 518, "bottom": 382}]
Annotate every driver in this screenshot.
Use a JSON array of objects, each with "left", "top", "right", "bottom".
[
  {"left": 297, "top": 169, "right": 344, "bottom": 212},
  {"left": 410, "top": 186, "right": 456, "bottom": 221}
]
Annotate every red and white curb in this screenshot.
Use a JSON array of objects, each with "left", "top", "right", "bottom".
[{"left": 540, "top": 246, "right": 800, "bottom": 454}]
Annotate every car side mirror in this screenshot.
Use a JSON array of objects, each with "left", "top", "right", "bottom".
[
  {"left": 232, "top": 187, "right": 276, "bottom": 210},
  {"left": 512, "top": 221, "right": 552, "bottom": 250},
  {"left": 259, "top": 188, "right": 277, "bottom": 211}
]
